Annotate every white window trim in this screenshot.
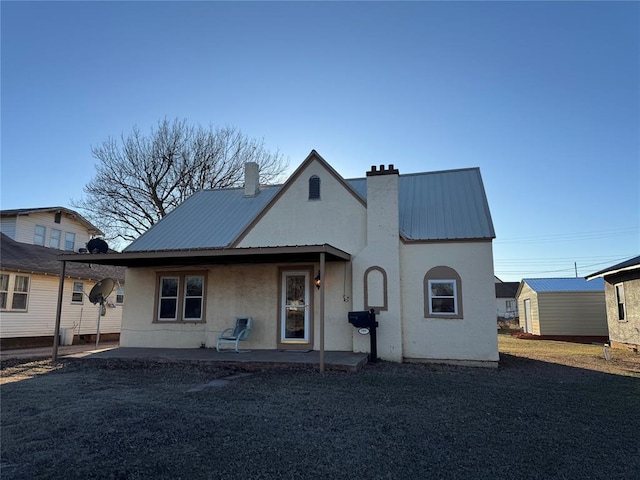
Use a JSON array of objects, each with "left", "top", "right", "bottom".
[
  {"left": 1, "top": 273, "right": 30, "bottom": 312},
  {"left": 34, "top": 225, "right": 46, "bottom": 246},
  {"left": 65, "top": 232, "right": 76, "bottom": 251},
  {"left": 72, "top": 281, "right": 84, "bottom": 304},
  {"left": 155, "top": 273, "right": 206, "bottom": 323},
  {"left": 182, "top": 275, "right": 204, "bottom": 321},
  {"left": 116, "top": 286, "right": 125, "bottom": 305},
  {"left": 50, "top": 228, "right": 61, "bottom": 249},
  {"left": 428, "top": 279, "right": 458, "bottom": 315},
  {"left": 158, "top": 276, "right": 179, "bottom": 321},
  {"left": 0, "top": 273, "right": 9, "bottom": 310}
]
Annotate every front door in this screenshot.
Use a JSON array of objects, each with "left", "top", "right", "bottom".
[{"left": 281, "top": 270, "right": 310, "bottom": 345}]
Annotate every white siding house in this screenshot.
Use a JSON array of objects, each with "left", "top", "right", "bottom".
[
  {"left": 0, "top": 207, "right": 125, "bottom": 347},
  {"left": 59, "top": 151, "right": 499, "bottom": 366}
]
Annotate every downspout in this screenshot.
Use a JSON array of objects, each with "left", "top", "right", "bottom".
[{"left": 52, "top": 260, "right": 66, "bottom": 362}]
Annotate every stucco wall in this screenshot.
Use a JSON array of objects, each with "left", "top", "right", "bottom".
[
  {"left": 238, "top": 159, "right": 367, "bottom": 254},
  {"left": 120, "top": 263, "right": 356, "bottom": 351},
  {"left": 604, "top": 275, "right": 640, "bottom": 347},
  {"left": 399, "top": 241, "right": 499, "bottom": 363}
]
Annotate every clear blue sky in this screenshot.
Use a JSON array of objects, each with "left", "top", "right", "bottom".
[{"left": 2, "top": 1, "right": 638, "bottom": 281}]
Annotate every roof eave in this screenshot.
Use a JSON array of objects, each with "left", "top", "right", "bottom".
[{"left": 58, "top": 244, "right": 352, "bottom": 268}]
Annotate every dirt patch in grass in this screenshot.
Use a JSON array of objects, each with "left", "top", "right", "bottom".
[{"left": 1, "top": 340, "right": 639, "bottom": 479}]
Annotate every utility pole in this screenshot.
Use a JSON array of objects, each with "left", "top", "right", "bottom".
[{"left": 575, "top": 262, "right": 578, "bottom": 278}]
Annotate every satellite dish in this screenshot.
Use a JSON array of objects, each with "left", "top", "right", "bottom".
[
  {"left": 87, "top": 238, "right": 109, "bottom": 254},
  {"left": 89, "top": 278, "right": 115, "bottom": 305},
  {"left": 88, "top": 278, "right": 115, "bottom": 350}
]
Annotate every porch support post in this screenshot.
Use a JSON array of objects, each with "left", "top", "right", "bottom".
[
  {"left": 319, "top": 251, "right": 326, "bottom": 373},
  {"left": 52, "top": 260, "right": 66, "bottom": 362}
]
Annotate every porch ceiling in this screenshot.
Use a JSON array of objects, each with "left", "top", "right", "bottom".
[{"left": 56, "top": 244, "right": 351, "bottom": 268}]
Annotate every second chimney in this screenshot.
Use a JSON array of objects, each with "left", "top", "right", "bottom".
[{"left": 244, "top": 162, "right": 260, "bottom": 197}]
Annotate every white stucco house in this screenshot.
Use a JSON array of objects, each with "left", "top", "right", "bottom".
[{"left": 58, "top": 151, "right": 498, "bottom": 365}]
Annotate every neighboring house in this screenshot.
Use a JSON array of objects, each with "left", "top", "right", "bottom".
[
  {"left": 586, "top": 255, "right": 640, "bottom": 351},
  {"left": 0, "top": 207, "right": 125, "bottom": 348},
  {"left": 496, "top": 282, "right": 519, "bottom": 320},
  {"left": 58, "top": 151, "right": 499, "bottom": 366},
  {"left": 516, "top": 277, "right": 607, "bottom": 339},
  {"left": 1, "top": 206, "right": 101, "bottom": 253}
]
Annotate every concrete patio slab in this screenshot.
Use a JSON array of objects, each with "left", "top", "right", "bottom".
[{"left": 75, "top": 347, "right": 369, "bottom": 372}]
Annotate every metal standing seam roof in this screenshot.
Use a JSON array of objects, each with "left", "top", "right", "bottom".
[
  {"left": 523, "top": 277, "right": 605, "bottom": 293},
  {"left": 125, "top": 186, "right": 281, "bottom": 252},
  {"left": 125, "top": 167, "right": 495, "bottom": 252},
  {"left": 323, "top": 168, "right": 495, "bottom": 241}
]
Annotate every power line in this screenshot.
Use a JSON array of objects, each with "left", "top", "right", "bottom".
[
  {"left": 494, "top": 257, "right": 633, "bottom": 277},
  {"left": 494, "top": 227, "right": 638, "bottom": 244}
]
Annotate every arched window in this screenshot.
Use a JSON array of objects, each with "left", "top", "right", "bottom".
[
  {"left": 364, "top": 266, "right": 387, "bottom": 312},
  {"left": 308, "top": 175, "right": 320, "bottom": 200},
  {"left": 424, "top": 266, "right": 463, "bottom": 319}
]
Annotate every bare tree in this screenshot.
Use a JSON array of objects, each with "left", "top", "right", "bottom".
[{"left": 72, "top": 118, "right": 288, "bottom": 245}]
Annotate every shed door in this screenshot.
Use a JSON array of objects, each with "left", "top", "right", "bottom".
[{"left": 523, "top": 299, "right": 532, "bottom": 333}]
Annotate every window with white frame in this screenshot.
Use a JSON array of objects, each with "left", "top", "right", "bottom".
[
  {"left": 424, "top": 266, "right": 463, "bottom": 319},
  {"left": 50, "top": 228, "right": 61, "bottom": 249},
  {"left": 11, "top": 275, "right": 30, "bottom": 311},
  {"left": 72, "top": 282, "right": 84, "bottom": 304},
  {"left": 65, "top": 232, "right": 76, "bottom": 251},
  {"left": 429, "top": 280, "right": 457, "bottom": 314},
  {"left": 0, "top": 274, "right": 9, "bottom": 309},
  {"left": 183, "top": 276, "right": 204, "bottom": 320},
  {"left": 34, "top": 225, "right": 46, "bottom": 246},
  {"left": 615, "top": 283, "right": 626, "bottom": 321},
  {"left": 116, "top": 286, "right": 125, "bottom": 305},
  {"left": 155, "top": 272, "right": 206, "bottom": 322},
  {"left": 1, "top": 274, "right": 30, "bottom": 311}
]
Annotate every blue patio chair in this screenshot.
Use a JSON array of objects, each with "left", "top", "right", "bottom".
[{"left": 216, "top": 317, "right": 253, "bottom": 353}]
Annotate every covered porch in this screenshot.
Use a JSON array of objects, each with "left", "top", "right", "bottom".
[{"left": 56, "top": 244, "right": 354, "bottom": 371}]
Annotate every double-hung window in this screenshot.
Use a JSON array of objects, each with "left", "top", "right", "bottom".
[
  {"left": 34, "top": 225, "right": 46, "bottom": 246},
  {"left": 424, "top": 266, "right": 463, "bottom": 319},
  {"left": 65, "top": 232, "right": 76, "bottom": 251},
  {"left": 11, "top": 275, "right": 30, "bottom": 311},
  {"left": 0, "top": 274, "right": 9, "bottom": 309},
  {"left": 50, "top": 229, "right": 61, "bottom": 249},
  {"left": 156, "top": 272, "right": 206, "bottom": 322},
  {"left": 72, "top": 282, "right": 84, "bottom": 304},
  {"left": 116, "top": 286, "right": 125, "bottom": 305},
  {"left": 0, "top": 274, "right": 30, "bottom": 311},
  {"left": 428, "top": 280, "right": 457, "bottom": 314}
]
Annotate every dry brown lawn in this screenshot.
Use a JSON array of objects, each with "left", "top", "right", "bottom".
[
  {"left": 1, "top": 336, "right": 639, "bottom": 479},
  {"left": 498, "top": 334, "right": 640, "bottom": 377}
]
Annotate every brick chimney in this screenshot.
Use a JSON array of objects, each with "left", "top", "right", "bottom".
[{"left": 244, "top": 162, "right": 260, "bottom": 197}]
